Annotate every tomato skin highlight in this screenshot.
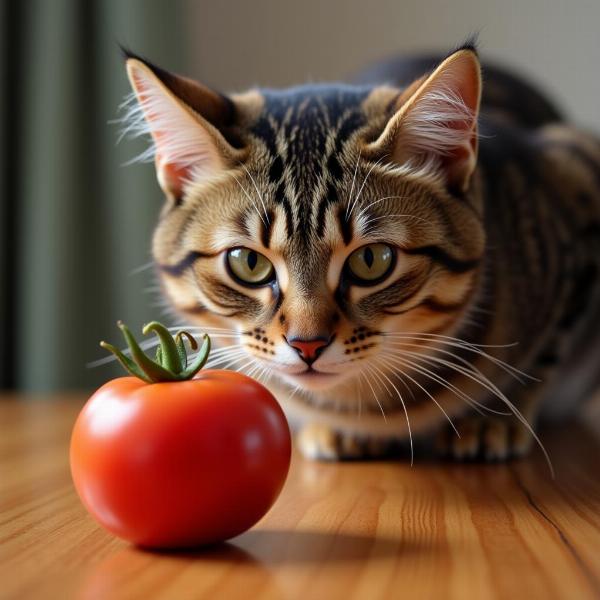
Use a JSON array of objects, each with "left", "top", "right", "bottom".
[{"left": 70, "top": 371, "right": 291, "bottom": 548}]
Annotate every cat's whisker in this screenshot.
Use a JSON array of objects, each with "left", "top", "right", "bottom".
[
  {"left": 129, "top": 261, "right": 155, "bottom": 276},
  {"left": 362, "top": 213, "right": 434, "bottom": 226},
  {"left": 167, "top": 325, "right": 239, "bottom": 333},
  {"left": 383, "top": 331, "right": 518, "bottom": 349},
  {"left": 253, "top": 364, "right": 265, "bottom": 382},
  {"left": 179, "top": 347, "right": 243, "bottom": 369},
  {"left": 202, "top": 345, "right": 245, "bottom": 358},
  {"left": 256, "top": 365, "right": 272, "bottom": 386},
  {"left": 205, "top": 349, "right": 248, "bottom": 368},
  {"left": 369, "top": 363, "right": 414, "bottom": 465},
  {"left": 356, "top": 371, "right": 367, "bottom": 419},
  {"left": 241, "top": 163, "right": 270, "bottom": 224},
  {"left": 287, "top": 384, "right": 302, "bottom": 403},
  {"left": 378, "top": 354, "right": 460, "bottom": 437},
  {"left": 344, "top": 148, "right": 362, "bottom": 220},
  {"left": 355, "top": 196, "right": 408, "bottom": 223},
  {"left": 397, "top": 351, "right": 514, "bottom": 417},
  {"left": 383, "top": 332, "right": 536, "bottom": 383},
  {"left": 383, "top": 352, "right": 488, "bottom": 416},
  {"left": 362, "top": 363, "right": 390, "bottom": 423},
  {"left": 199, "top": 348, "right": 247, "bottom": 365},
  {"left": 245, "top": 360, "right": 262, "bottom": 379},
  {"left": 346, "top": 154, "right": 388, "bottom": 219},
  {"left": 386, "top": 350, "right": 554, "bottom": 474},
  {"left": 235, "top": 356, "right": 262, "bottom": 374},
  {"left": 231, "top": 172, "right": 267, "bottom": 227},
  {"left": 396, "top": 347, "right": 521, "bottom": 411},
  {"left": 201, "top": 346, "right": 246, "bottom": 361},
  {"left": 384, "top": 339, "right": 517, "bottom": 397},
  {"left": 358, "top": 367, "right": 381, "bottom": 421}
]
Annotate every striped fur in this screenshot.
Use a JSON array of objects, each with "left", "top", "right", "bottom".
[{"left": 123, "top": 44, "right": 600, "bottom": 463}]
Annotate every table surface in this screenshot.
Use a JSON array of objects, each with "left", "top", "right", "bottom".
[{"left": 1, "top": 395, "right": 599, "bottom": 600}]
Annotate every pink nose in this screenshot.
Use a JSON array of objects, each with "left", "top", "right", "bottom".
[{"left": 287, "top": 337, "right": 330, "bottom": 363}]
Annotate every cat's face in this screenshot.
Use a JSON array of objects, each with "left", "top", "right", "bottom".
[{"left": 125, "top": 48, "right": 485, "bottom": 400}]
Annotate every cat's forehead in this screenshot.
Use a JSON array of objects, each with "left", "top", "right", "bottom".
[
  {"left": 249, "top": 85, "right": 372, "bottom": 177},
  {"left": 256, "top": 84, "right": 372, "bottom": 120},
  {"left": 237, "top": 85, "right": 392, "bottom": 244}
]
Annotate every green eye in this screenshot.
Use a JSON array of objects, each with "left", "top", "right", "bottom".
[
  {"left": 227, "top": 247, "right": 275, "bottom": 285},
  {"left": 347, "top": 243, "right": 394, "bottom": 284}
]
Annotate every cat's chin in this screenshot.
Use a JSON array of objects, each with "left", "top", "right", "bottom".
[{"left": 278, "top": 370, "right": 343, "bottom": 391}]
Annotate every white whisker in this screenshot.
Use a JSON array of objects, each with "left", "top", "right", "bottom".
[
  {"left": 370, "top": 363, "right": 413, "bottom": 465},
  {"left": 398, "top": 348, "right": 517, "bottom": 414},
  {"left": 346, "top": 154, "right": 387, "bottom": 219},
  {"left": 231, "top": 172, "right": 267, "bottom": 227},
  {"left": 379, "top": 355, "right": 459, "bottom": 437},
  {"left": 385, "top": 339, "right": 519, "bottom": 401},
  {"left": 129, "top": 261, "right": 155, "bottom": 276},
  {"left": 355, "top": 195, "right": 407, "bottom": 222},
  {"left": 384, "top": 352, "right": 488, "bottom": 416},
  {"left": 363, "top": 213, "right": 433, "bottom": 226},
  {"left": 241, "top": 163, "right": 270, "bottom": 224},
  {"left": 383, "top": 332, "right": 536, "bottom": 383},
  {"left": 344, "top": 148, "right": 362, "bottom": 219},
  {"left": 363, "top": 363, "right": 390, "bottom": 423},
  {"left": 385, "top": 350, "right": 553, "bottom": 474}
]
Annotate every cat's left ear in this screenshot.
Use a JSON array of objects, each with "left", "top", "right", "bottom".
[
  {"left": 368, "top": 47, "right": 481, "bottom": 193},
  {"left": 125, "top": 54, "right": 244, "bottom": 198}
]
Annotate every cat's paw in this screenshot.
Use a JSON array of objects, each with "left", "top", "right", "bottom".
[
  {"left": 296, "top": 423, "right": 393, "bottom": 461},
  {"left": 436, "top": 416, "right": 535, "bottom": 462},
  {"left": 296, "top": 423, "right": 343, "bottom": 461}
]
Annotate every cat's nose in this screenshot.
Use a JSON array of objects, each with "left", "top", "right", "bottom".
[{"left": 286, "top": 336, "right": 332, "bottom": 364}]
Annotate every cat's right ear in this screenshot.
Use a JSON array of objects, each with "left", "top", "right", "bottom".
[{"left": 125, "top": 56, "right": 243, "bottom": 198}]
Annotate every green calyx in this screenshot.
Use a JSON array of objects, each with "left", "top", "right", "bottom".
[{"left": 100, "top": 321, "right": 211, "bottom": 383}]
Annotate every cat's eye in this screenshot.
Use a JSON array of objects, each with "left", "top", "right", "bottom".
[
  {"left": 226, "top": 247, "right": 275, "bottom": 286},
  {"left": 346, "top": 243, "right": 395, "bottom": 285}
]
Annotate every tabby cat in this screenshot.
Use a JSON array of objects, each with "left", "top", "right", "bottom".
[{"left": 122, "top": 42, "right": 600, "bottom": 466}]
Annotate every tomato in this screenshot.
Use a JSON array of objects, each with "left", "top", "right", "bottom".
[{"left": 70, "top": 322, "right": 291, "bottom": 549}]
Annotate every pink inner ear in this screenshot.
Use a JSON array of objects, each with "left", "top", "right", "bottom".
[
  {"left": 391, "top": 50, "right": 481, "bottom": 191},
  {"left": 127, "top": 62, "right": 224, "bottom": 197},
  {"left": 451, "top": 57, "right": 480, "bottom": 114},
  {"left": 154, "top": 155, "right": 189, "bottom": 198}
]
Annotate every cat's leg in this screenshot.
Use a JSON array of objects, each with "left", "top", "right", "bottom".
[
  {"left": 296, "top": 422, "right": 394, "bottom": 461},
  {"left": 436, "top": 385, "right": 543, "bottom": 461}
]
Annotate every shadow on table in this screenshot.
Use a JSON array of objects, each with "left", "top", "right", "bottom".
[
  {"left": 136, "top": 528, "right": 414, "bottom": 563},
  {"left": 232, "top": 528, "right": 415, "bottom": 563},
  {"left": 76, "top": 530, "right": 411, "bottom": 600}
]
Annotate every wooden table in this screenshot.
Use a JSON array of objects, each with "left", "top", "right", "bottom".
[{"left": 1, "top": 395, "right": 599, "bottom": 600}]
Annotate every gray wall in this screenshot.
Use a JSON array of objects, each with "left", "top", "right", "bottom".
[{"left": 184, "top": 0, "right": 600, "bottom": 130}]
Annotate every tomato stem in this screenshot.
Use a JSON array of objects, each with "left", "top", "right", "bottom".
[
  {"left": 100, "top": 321, "right": 212, "bottom": 383},
  {"left": 143, "top": 321, "right": 183, "bottom": 374}
]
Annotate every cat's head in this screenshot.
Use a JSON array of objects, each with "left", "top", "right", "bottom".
[{"left": 123, "top": 45, "right": 485, "bottom": 398}]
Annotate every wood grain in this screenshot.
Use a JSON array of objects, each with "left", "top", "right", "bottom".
[{"left": 1, "top": 395, "right": 599, "bottom": 600}]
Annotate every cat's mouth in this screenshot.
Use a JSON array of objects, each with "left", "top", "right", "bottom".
[
  {"left": 297, "top": 367, "right": 338, "bottom": 378},
  {"left": 283, "top": 366, "right": 342, "bottom": 390}
]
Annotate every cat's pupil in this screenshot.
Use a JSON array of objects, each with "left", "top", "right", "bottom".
[
  {"left": 364, "top": 247, "right": 374, "bottom": 269},
  {"left": 247, "top": 250, "right": 258, "bottom": 271}
]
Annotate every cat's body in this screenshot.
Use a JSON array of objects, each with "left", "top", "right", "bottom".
[{"left": 123, "top": 44, "right": 600, "bottom": 463}]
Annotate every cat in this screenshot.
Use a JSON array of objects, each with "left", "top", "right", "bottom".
[{"left": 121, "top": 41, "right": 600, "bottom": 466}]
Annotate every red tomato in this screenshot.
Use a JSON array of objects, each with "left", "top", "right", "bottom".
[{"left": 70, "top": 370, "right": 291, "bottom": 548}]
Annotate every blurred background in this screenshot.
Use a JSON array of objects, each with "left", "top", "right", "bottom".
[{"left": 1, "top": 0, "right": 599, "bottom": 392}]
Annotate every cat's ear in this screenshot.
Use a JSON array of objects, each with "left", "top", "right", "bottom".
[
  {"left": 369, "top": 47, "right": 481, "bottom": 192},
  {"left": 125, "top": 55, "right": 242, "bottom": 198}
]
